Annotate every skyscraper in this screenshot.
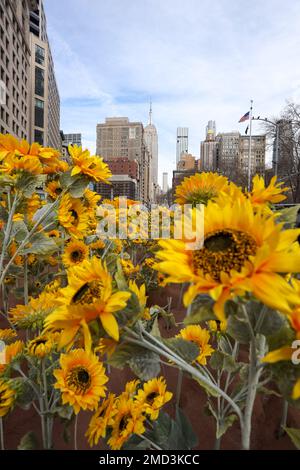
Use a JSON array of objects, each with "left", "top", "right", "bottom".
[
  {"left": 200, "top": 120, "right": 218, "bottom": 171},
  {"left": 162, "top": 172, "right": 168, "bottom": 193},
  {"left": 96, "top": 117, "right": 151, "bottom": 203},
  {"left": 144, "top": 101, "right": 158, "bottom": 201},
  {"left": 176, "top": 127, "right": 188, "bottom": 163},
  {"left": 0, "top": 0, "right": 31, "bottom": 139},
  {"left": 28, "top": 0, "right": 60, "bottom": 149}
]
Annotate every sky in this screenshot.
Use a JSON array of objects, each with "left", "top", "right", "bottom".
[{"left": 44, "top": 0, "right": 300, "bottom": 186}]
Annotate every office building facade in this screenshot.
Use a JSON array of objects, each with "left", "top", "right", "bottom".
[
  {"left": 0, "top": 0, "right": 31, "bottom": 139},
  {"left": 176, "top": 127, "right": 188, "bottom": 164},
  {"left": 96, "top": 117, "right": 151, "bottom": 203}
]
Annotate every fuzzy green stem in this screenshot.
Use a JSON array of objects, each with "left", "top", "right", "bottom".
[
  {"left": 0, "top": 193, "right": 19, "bottom": 277},
  {"left": 0, "top": 417, "right": 4, "bottom": 450},
  {"left": 74, "top": 413, "right": 79, "bottom": 450},
  {"left": 176, "top": 368, "right": 183, "bottom": 407},
  {"left": 139, "top": 433, "right": 162, "bottom": 450},
  {"left": 279, "top": 400, "right": 289, "bottom": 437}
]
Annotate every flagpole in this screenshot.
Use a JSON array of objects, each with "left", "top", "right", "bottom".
[{"left": 247, "top": 99, "right": 253, "bottom": 192}]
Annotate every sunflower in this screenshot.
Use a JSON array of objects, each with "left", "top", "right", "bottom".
[
  {"left": 0, "top": 329, "right": 17, "bottom": 344},
  {"left": 177, "top": 325, "right": 214, "bottom": 365},
  {"left": 68, "top": 145, "right": 112, "bottom": 183},
  {"left": 58, "top": 194, "right": 89, "bottom": 238},
  {"left": 89, "top": 239, "right": 105, "bottom": 250},
  {"left": 9, "top": 285, "right": 61, "bottom": 329},
  {"left": 86, "top": 393, "right": 117, "bottom": 446},
  {"left": 108, "top": 397, "right": 146, "bottom": 450},
  {"left": 175, "top": 172, "right": 230, "bottom": 206},
  {"left": 47, "top": 229, "right": 60, "bottom": 239},
  {"left": 0, "top": 379, "right": 16, "bottom": 417},
  {"left": 46, "top": 180, "right": 63, "bottom": 200},
  {"left": 53, "top": 349, "right": 108, "bottom": 414},
  {"left": 249, "top": 175, "right": 288, "bottom": 206},
  {"left": 134, "top": 377, "right": 173, "bottom": 420},
  {"left": 120, "top": 259, "right": 139, "bottom": 276},
  {"left": 155, "top": 199, "right": 300, "bottom": 322},
  {"left": 27, "top": 335, "right": 53, "bottom": 358},
  {"left": 83, "top": 189, "right": 101, "bottom": 211},
  {"left": 0, "top": 340, "right": 24, "bottom": 374},
  {"left": 62, "top": 239, "right": 89, "bottom": 267},
  {"left": 128, "top": 281, "right": 149, "bottom": 318},
  {"left": 119, "top": 379, "right": 140, "bottom": 401},
  {"left": 44, "top": 257, "right": 131, "bottom": 348}
]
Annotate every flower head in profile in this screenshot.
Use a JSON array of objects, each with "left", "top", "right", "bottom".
[
  {"left": 44, "top": 257, "right": 131, "bottom": 348},
  {"left": 69, "top": 145, "right": 112, "bottom": 183},
  {"left": 0, "top": 340, "right": 24, "bottom": 374},
  {"left": 249, "top": 175, "right": 288, "bottom": 206},
  {"left": 134, "top": 377, "right": 173, "bottom": 420},
  {"left": 175, "top": 172, "right": 230, "bottom": 206},
  {"left": 53, "top": 349, "right": 108, "bottom": 414},
  {"left": 27, "top": 335, "right": 54, "bottom": 359},
  {"left": 0, "top": 379, "right": 16, "bottom": 417},
  {"left": 177, "top": 325, "right": 214, "bottom": 365},
  {"left": 86, "top": 393, "right": 117, "bottom": 446},
  {"left": 155, "top": 199, "right": 300, "bottom": 322}
]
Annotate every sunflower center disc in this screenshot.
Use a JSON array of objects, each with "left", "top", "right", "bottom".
[
  {"left": 71, "top": 250, "right": 83, "bottom": 262},
  {"left": 70, "top": 209, "right": 79, "bottom": 221},
  {"left": 119, "top": 413, "right": 130, "bottom": 431},
  {"left": 146, "top": 391, "right": 159, "bottom": 405},
  {"left": 193, "top": 229, "right": 257, "bottom": 281},
  {"left": 71, "top": 280, "right": 103, "bottom": 305},
  {"left": 67, "top": 366, "right": 91, "bottom": 394}
]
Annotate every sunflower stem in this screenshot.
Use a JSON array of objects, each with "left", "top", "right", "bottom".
[
  {"left": 279, "top": 400, "right": 289, "bottom": 437},
  {"left": 176, "top": 368, "right": 183, "bottom": 407},
  {"left": 0, "top": 190, "right": 67, "bottom": 286},
  {"left": 240, "top": 306, "right": 266, "bottom": 450},
  {"left": 24, "top": 255, "right": 29, "bottom": 305},
  {"left": 0, "top": 417, "right": 4, "bottom": 450},
  {"left": 0, "top": 193, "right": 19, "bottom": 278},
  {"left": 74, "top": 413, "right": 79, "bottom": 450}
]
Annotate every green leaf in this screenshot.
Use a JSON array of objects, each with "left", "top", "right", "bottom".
[
  {"left": 115, "top": 260, "right": 128, "bottom": 290},
  {"left": 284, "top": 427, "right": 300, "bottom": 449},
  {"left": 193, "top": 375, "right": 221, "bottom": 398},
  {"left": 216, "top": 415, "right": 237, "bottom": 439},
  {"left": 128, "top": 350, "right": 161, "bottom": 381},
  {"left": 163, "top": 337, "right": 199, "bottom": 363},
  {"left": 68, "top": 176, "right": 89, "bottom": 198},
  {"left": 184, "top": 299, "right": 216, "bottom": 325},
  {"left": 22, "top": 233, "right": 57, "bottom": 255},
  {"left": 12, "top": 221, "right": 29, "bottom": 242},
  {"left": 16, "top": 173, "right": 46, "bottom": 197},
  {"left": 60, "top": 172, "right": 89, "bottom": 197},
  {"left": 277, "top": 205, "right": 300, "bottom": 227},
  {"left": 227, "top": 313, "right": 251, "bottom": 344},
  {"left": 175, "top": 406, "right": 198, "bottom": 449},
  {"left": 210, "top": 351, "right": 224, "bottom": 370},
  {"left": 17, "top": 431, "right": 39, "bottom": 450},
  {"left": 32, "top": 203, "right": 56, "bottom": 225},
  {"left": 52, "top": 404, "right": 73, "bottom": 420},
  {"left": 248, "top": 302, "right": 285, "bottom": 336},
  {"left": 149, "top": 411, "right": 196, "bottom": 450}
]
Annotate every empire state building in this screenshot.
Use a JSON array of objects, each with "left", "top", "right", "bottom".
[{"left": 144, "top": 101, "right": 158, "bottom": 201}]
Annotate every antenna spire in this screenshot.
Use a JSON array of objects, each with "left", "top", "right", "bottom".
[{"left": 149, "top": 97, "right": 152, "bottom": 125}]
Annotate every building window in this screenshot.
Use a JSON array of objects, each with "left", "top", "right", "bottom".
[
  {"left": 35, "top": 66, "right": 44, "bottom": 96},
  {"left": 35, "top": 44, "right": 45, "bottom": 65},
  {"left": 34, "top": 129, "right": 44, "bottom": 145},
  {"left": 34, "top": 98, "right": 44, "bottom": 127}
]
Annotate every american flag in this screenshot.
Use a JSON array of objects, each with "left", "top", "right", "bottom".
[{"left": 239, "top": 111, "right": 250, "bottom": 123}]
